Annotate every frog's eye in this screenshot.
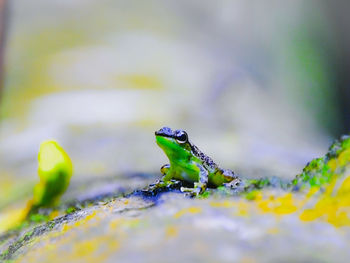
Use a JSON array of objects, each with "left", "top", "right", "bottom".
[{"left": 175, "top": 130, "right": 188, "bottom": 144}]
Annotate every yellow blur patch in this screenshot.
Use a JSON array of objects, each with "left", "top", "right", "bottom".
[
  {"left": 240, "top": 257, "right": 256, "bottom": 263},
  {"left": 328, "top": 159, "right": 337, "bottom": 172},
  {"left": 210, "top": 200, "right": 236, "bottom": 208},
  {"left": 0, "top": 207, "right": 26, "bottom": 233},
  {"left": 267, "top": 227, "right": 280, "bottom": 235},
  {"left": 0, "top": 173, "right": 15, "bottom": 198},
  {"left": 117, "top": 74, "right": 163, "bottom": 89},
  {"left": 109, "top": 218, "right": 140, "bottom": 230},
  {"left": 338, "top": 149, "right": 350, "bottom": 167},
  {"left": 165, "top": 226, "right": 178, "bottom": 238},
  {"left": 62, "top": 211, "right": 98, "bottom": 233},
  {"left": 63, "top": 236, "right": 120, "bottom": 263},
  {"left": 236, "top": 201, "right": 250, "bottom": 217},
  {"left": 257, "top": 193, "right": 298, "bottom": 215},
  {"left": 49, "top": 210, "right": 60, "bottom": 220},
  {"left": 174, "top": 206, "right": 202, "bottom": 219},
  {"left": 210, "top": 200, "right": 249, "bottom": 217}
]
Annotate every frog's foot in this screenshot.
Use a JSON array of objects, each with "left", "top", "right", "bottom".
[
  {"left": 223, "top": 178, "right": 241, "bottom": 189},
  {"left": 148, "top": 179, "right": 179, "bottom": 191},
  {"left": 142, "top": 179, "right": 182, "bottom": 196},
  {"left": 181, "top": 182, "right": 206, "bottom": 197},
  {"left": 148, "top": 179, "right": 161, "bottom": 190}
]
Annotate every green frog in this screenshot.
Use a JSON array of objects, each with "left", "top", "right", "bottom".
[{"left": 154, "top": 127, "right": 240, "bottom": 196}]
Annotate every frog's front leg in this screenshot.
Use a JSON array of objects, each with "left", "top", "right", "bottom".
[
  {"left": 180, "top": 163, "right": 208, "bottom": 197},
  {"left": 149, "top": 164, "right": 177, "bottom": 190},
  {"left": 160, "top": 164, "right": 172, "bottom": 181},
  {"left": 159, "top": 164, "right": 175, "bottom": 185}
]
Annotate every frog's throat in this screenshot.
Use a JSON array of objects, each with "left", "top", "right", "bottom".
[{"left": 156, "top": 135, "right": 191, "bottom": 160}]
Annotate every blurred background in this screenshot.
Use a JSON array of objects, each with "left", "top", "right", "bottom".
[{"left": 0, "top": 0, "right": 349, "bottom": 208}]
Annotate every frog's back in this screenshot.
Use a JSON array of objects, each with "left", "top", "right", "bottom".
[
  {"left": 189, "top": 142, "right": 218, "bottom": 172},
  {"left": 190, "top": 142, "right": 239, "bottom": 187}
]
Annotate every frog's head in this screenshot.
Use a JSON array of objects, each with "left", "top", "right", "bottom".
[{"left": 155, "top": 127, "right": 192, "bottom": 158}]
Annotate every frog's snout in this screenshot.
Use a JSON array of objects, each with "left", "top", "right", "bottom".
[{"left": 155, "top": 127, "right": 173, "bottom": 137}]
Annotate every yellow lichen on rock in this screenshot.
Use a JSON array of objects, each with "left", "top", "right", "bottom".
[
  {"left": 174, "top": 206, "right": 202, "bottom": 219},
  {"left": 256, "top": 193, "right": 298, "bottom": 215},
  {"left": 300, "top": 174, "right": 350, "bottom": 227}
]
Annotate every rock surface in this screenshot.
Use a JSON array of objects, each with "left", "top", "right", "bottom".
[{"left": 1, "top": 136, "right": 350, "bottom": 263}]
